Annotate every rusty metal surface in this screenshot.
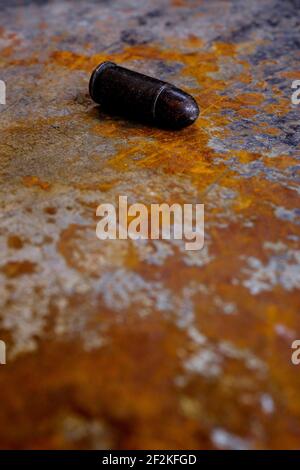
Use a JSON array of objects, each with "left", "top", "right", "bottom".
[{"left": 0, "top": 0, "right": 299, "bottom": 449}]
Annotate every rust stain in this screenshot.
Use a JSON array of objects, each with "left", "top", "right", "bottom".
[
  {"left": 1, "top": 261, "right": 37, "bottom": 278},
  {"left": 7, "top": 235, "right": 24, "bottom": 250},
  {"left": 23, "top": 176, "right": 52, "bottom": 191}
]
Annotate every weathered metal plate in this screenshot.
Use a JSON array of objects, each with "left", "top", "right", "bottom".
[{"left": 0, "top": 0, "right": 299, "bottom": 449}]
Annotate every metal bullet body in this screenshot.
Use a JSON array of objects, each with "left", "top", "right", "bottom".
[{"left": 89, "top": 62, "right": 199, "bottom": 129}]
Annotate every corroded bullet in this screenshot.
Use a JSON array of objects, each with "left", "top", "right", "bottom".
[{"left": 89, "top": 61, "right": 199, "bottom": 129}]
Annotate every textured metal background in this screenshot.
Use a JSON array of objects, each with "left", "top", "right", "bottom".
[{"left": 0, "top": 0, "right": 299, "bottom": 449}]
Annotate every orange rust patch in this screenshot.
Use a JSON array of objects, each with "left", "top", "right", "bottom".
[
  {"left": 2, "top": 261, "right": 37, "bottom": 278},
  {"left": 252, "top": 123, "right": 281, "bottom": 136},
  {"left": 236, "top": 92, "right": 265, "bottom": 106},
  {"left": 213, "top": 42, "right": 236, "bottom": 56},
  {"left": 171, "top": 0, "right": 188, "bottom": 6},
  {"left": 74, "top": 181, "right": 116, "bottom": 192},
  {"left": 7, "top": 235, "right": 24, "bottom": 250},
  {"left": 235, "top": 107, "right": 258, "bottom": 118},
  {"left": 235, "top": 150, "right": 261, "bottom": 164},
  {"left": 280, "top": 71, "right": 300, "bottom": 79},
  {"left": 263, "top": 154, "right": 300, "bottom": 172},
  {"left": 0, "top": 322, "right": 205, "bottom": 450},
  {"left": 6, "top": 56, "right": 40, "bottom": 67},
  {"left": 23, "top": 176, "right": 52, "bottom": 191},
  {"left": 263, "top": 98, "right": 292, "bottom": 117},
  {"left": 44, "top": 207, "right": 57, "bottom": 215}
]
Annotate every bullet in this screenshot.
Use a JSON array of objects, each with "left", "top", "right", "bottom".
[{"left": 89, "top": 61, "right": 199, "bottom": 129}]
